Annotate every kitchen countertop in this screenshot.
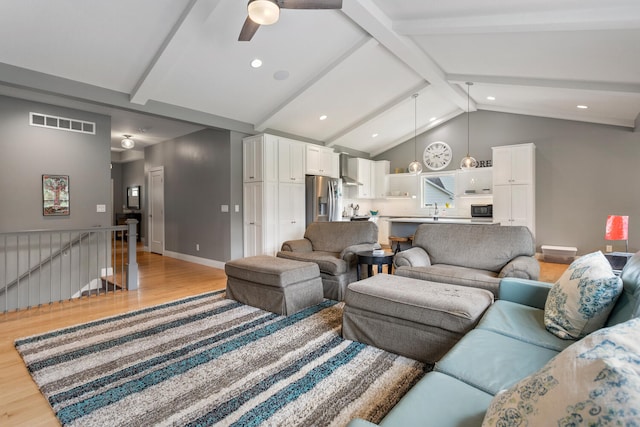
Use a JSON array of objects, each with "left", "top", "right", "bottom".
[{"left": 387, "top": 217, "right": 495, "bottom": 224}]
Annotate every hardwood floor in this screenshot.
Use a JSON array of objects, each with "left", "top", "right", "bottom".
[{"left": 0, "top": 251, "right": 566, "bottom": 426}]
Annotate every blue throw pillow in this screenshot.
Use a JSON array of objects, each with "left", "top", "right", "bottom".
[{"left": 544, "top": 251, "right": 623, "bottom": 340}]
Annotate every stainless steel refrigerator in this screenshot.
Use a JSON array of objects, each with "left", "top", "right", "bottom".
[{"left": 305, "top": 176, "right": 343, "bottom": 227}]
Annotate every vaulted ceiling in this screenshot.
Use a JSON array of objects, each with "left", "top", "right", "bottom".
[{"left": 0, "top": 0, "right": 638, "bottom": 156}]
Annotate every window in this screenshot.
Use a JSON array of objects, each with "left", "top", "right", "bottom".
[{"left": 421, "top": 172, "right": 455, "bottom": 208}]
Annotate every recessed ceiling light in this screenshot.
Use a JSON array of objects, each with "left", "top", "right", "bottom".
[
  {"left": 372, "top": 133, "right": 378, "bottom": 138},
  {"left": 487, "top": 96, "right": 496, "bottom": 101},
  {"left": 319, "top": 115, "right": 327, "bottom": 121},
  {"left": 577, "top": 105, "right": 589, "bottom": 109},
  {"left": 250, "top": 59, "right": 263, "bottom": 68}
]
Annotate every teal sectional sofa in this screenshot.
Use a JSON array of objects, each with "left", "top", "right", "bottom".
[{"left": 348, "top": 251, "right": 640, "bottom": 427}]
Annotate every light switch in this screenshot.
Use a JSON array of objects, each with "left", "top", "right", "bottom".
[
  {"left": 96, "top": 204, "right": 106, "bottom": 212},
  {"left": 234, "top": 205, "right": 240, "bottom": 212},
  {"left": 221, "top": 204, "right": 229, "bottom": 212}
]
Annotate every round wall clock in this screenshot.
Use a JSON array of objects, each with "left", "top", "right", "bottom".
[{"left": 423, "top": 141, "right": 452, "bottom": 170}]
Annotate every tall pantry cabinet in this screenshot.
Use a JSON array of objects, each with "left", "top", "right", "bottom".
[
  {"left": 492, "top": 143, "right": 536, "bottom": 235},
  {"left": 243, "top": 134, "right": 306, "bottom": 257}
]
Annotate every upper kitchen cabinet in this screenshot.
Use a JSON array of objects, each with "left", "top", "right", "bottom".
[
  {"left": 278, "top": 138, "right": 305, "bottom": 183},
  {"left": 492, "top": 143, "right": 536, "bottom": 234},
  {"left": 305, "top": 144, "right": 336, "bottom": 177},
  {"left": 373, "top": 160, "right": 390, "bottom": 198},
  {"left": 493, "top": 143, "right": 535, "bottom": 185},
  {"left": 348, "top": 158, "right": 388, "bottom": 199},
  {"left": 243, "top": 134, "right": 278, "bottom": 183}
]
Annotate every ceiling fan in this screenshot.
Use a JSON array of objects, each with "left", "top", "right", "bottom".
[{"left": 239, "top": 0, "right": 343, "bottom": 41}]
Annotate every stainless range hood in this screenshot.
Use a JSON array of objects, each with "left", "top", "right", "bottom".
[{"left": 339, "top": 153, "right": 362, "bottom": 186}]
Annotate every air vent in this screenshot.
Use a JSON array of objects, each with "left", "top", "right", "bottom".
[{"left": 30, "top": 112, "right": 95, "bottom": 135}]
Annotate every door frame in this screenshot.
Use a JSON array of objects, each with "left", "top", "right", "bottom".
[{"left": 148, "top": 166, "right": 165, "bottom": 255}]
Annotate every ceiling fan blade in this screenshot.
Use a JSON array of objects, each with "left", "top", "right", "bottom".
[
  {"left": 238, "top": 16, "right": 260, "bottom": 41},
  {"left": 279, "top": 0, "right": 342, "bottom": 10}
]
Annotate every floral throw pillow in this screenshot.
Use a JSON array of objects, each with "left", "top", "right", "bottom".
[
  {"left": 544, "top": 251, "right": 623, "bottom": 340},
  {"left": 482, "top": 317, "right": 640, "bottom": 426}
]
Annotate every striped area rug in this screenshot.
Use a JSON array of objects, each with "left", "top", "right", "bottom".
[{"left": 15, "top": 291, "right": 427, "bottom": 426}]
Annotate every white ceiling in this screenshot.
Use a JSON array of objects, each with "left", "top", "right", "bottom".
[{"left": 0, "top": 0, "right": 638, "bottom": 156}]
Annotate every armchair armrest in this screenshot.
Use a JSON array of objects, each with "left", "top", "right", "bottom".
[
  {"left": 393, "top": 247, "right": 431, "bottom": 268},
  {"left": 498, "top": 255, "right": 541, "bottom": 280},
  {"left": 499, "top": 278, "right": 552, "bottom": 309},
  {"left": 340, "top": 243, "right": 381, "bottom": 264},
  {"left": 280, "top": 238, "right": 312, "bottom": 253}
]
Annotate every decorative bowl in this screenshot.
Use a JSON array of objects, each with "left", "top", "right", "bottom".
[{"left": 370, "top": 210, "right": 379, "bottom": 216}]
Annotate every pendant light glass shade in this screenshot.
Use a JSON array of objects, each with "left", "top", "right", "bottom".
[
  {"left": 121, "top": 135, "right": 135, "bottom": 150},
  {"left": 407, "top": 93, "right": 422, "bottom": 174},
  {"left": 248, "top": 0, "right": 280, "bottom": 25},
  {"left": 460, "top": 82, "right": 477, "bottom": 170}
]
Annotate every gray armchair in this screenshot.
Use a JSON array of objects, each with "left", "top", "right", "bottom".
[{"left": 277, "top": 221, "right": 379, "bottom": 301}]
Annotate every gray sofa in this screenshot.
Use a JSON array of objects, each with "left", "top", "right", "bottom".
[
  {"left": 277, "top": 221, "right": 379, "bottom": 301},
  {"left": 348, "top": 250, "right": 640, "bottom": 427},
  {"left": 394, "top": 223, "right": 539, "bottom": 297}
]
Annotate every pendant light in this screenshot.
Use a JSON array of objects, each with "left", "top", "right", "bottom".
[
  {"left": 460, "top": 82, "right": 478, "bottom": 170},
  {"left": 121, "top": 135, "right": 135, "bottom": 150},
  {"left": 407, "top": 93, "right": 422, "bottom": 175}
]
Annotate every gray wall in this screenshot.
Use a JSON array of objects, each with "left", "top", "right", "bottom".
[
  {"left": 375, "top": 110, "right": 640, "bottom": 255},
  {"left": 145, "top": 128, "right": 243, "bottom": 262},
  {"left": 0, "top": 95, "right": 111, "bottom": 232}
]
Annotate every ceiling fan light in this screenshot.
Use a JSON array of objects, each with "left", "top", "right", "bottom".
[
  {"left": 248, "top": 0, "right": 280, "bottom": 25},
  {"left": 121, "top": 135, "right": 135, "bottom": 150}
]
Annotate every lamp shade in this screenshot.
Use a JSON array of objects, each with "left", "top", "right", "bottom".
[
  {"left": 605, "top": 215, "right": 629, "bottom": 240},
  {"left": 248, "top": 0, "right": 280, "bottom": 25}
]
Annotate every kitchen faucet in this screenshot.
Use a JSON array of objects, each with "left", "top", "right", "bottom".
[{"left": 433, "top": 202, "right": 439, "bottom": 220}]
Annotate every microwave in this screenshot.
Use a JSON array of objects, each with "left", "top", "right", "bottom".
[{"left": 471, "top": 204, "right": 493, "bottom": 218}]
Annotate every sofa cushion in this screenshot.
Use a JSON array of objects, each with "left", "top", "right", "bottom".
[
  {"left": 482, "top": 317, "right": 640, "bottom": 426},
  {"left": 435, "top": 329, "right": 559, "bottom": 395},
  {"left": 411, "top": 223, "right": 535, "bottom": 273},
  {"left": 395, "top": 264, "right": 500, "bottom": 296},
  {"left": 378, "top": 372, "right": 493, "bottom": 427},
  {"left": 477, "top": 300, "right": 574, "bottom": 352},
  {"left": 544, "top": 251, "right": 623, "bottom": 340},
  {"left": 276, "top": 250, "right": 348, "bottom": 275},
  {"left": 303, "top": 221, "right": 378, "bottom": 253}
]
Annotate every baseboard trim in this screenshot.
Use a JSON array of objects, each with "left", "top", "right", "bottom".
[{"left": 163, "top": 250, "right": 226, "bottom": 270}]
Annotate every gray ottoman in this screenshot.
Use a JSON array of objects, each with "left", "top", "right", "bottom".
[
  {"left": 225, "top": 255, "right": 324, "bottom": 316},
  {"left": 342, "top": 274, "right": 493, "bottom": 363}
]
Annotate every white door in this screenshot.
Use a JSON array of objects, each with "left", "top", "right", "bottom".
[{"left": 149, "top": 167, "right": 165, "bottom": 254}]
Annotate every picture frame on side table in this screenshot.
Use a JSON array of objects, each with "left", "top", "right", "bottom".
[{"left": 42, "top": 174, "right": 70, "bottom": 216}]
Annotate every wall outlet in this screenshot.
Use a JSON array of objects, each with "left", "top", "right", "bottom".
[
  {"left": 606, "top": 245, "right": 613, "bottom": 253},
  {"left": 221, "top": 204, "right": 229, "bottom": 212},
  {"left": 96, "top": 204, "right": 106, "bottom": 212},
  {"left": 196, "top": 243, "right": 200, "bottom": 251},
  {"left": 235, "top": 204, "right": 240, "bottom": 213}
]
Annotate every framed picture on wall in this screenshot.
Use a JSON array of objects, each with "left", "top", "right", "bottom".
[{"left": 42, "top": 174, "right": 70, "bottom": 216}]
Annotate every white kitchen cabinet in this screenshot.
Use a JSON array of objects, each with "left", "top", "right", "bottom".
[
  {"left": 349, "top": 158, "right": 373, "bottom": 199},
  {"left": 305, "top": 144, "right": 334, "bottom": 176},
  {"left": 492, "top": 143, "right": 535, "bottom": 234},
  {"left": 377, "top": 217, "right": 390, "bottom": 247},
  {"left": 243, "top": 134, "right": 278, "bottom": 183},
  {"left": 278, "top": 138, "right": 305, "bottom": 183},
  {"left": 278, "top": 182, "right": 306, "bottom": 243},
  {"left": 330, "top": 152, "right": 340, "bottom": 179},
  {"left": 243, "top": 181, "right": 278, "bottom": 257},
  {"left": 373, "top": 160, "right": 390, "bottom": 198},
  {"left": 493, "top": 143, "right": 534, "bottom": 185}
]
